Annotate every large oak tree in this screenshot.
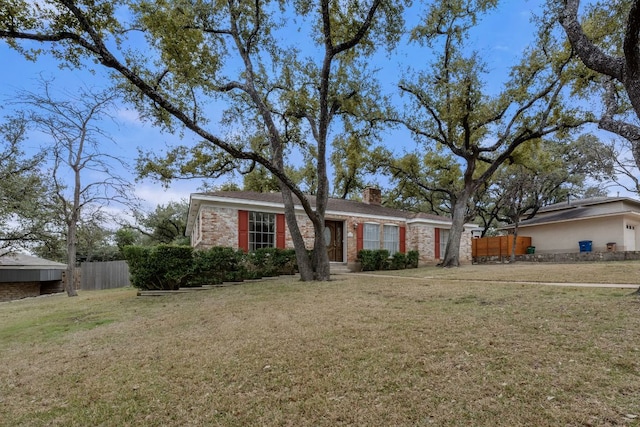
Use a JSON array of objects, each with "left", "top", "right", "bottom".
[
  {"left": 390, "top": 0, "right": 585, "bottom": 266},
  {"left": 0, "top": 0, "right": 405, "bottom": 281},
  {"left": 559, "top": 0, "right": 640, "bottom": 173}
]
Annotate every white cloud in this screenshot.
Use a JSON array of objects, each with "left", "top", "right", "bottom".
[
  {"left": 115, "top": 108, "right": 143, "bottom": 125},
  {"left": 492, "top": 44, "right": 511, "bottom": 52},
  {"left": 134, "top": 182, "right": 193, "bottom": 209}
]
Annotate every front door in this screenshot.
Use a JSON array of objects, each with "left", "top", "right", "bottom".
[{"left": 324, "top": 220, "right": 344, "bottom": 262}]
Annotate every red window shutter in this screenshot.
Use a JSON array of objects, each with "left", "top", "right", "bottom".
[
  {"left": 276, "top": 214, "right": 286, "bottom": 249},
  {"left": 238, "top": 210, "right": 249, "bottom": 252},
  {"left": 399, "top": 226, "right": 406, "bottom": 253},
  {"left": 434, "top": 228, "right": 440, "bottom": 259},
  {"left": 356, "top": 223, "right": 364, "bottom": 252}
]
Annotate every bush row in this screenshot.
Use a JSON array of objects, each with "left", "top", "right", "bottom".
[
  {"left": 357, "top": 249, "right": 419, "bottom": 271},
  {"left": 123, "top": 245, "right": 297, "bottom": 290}
]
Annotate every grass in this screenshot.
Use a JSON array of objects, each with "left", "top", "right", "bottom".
[{"left": 1, "top": 262, "right": 639, "bottom": 426}]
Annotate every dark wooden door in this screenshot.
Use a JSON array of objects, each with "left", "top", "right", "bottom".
[{"left": 324, "top": 220, "right": 344, "bottom": 262}]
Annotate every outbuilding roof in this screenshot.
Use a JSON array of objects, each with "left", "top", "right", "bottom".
[
  {"left": 0, "top": 253, "right": 67, "bottom": 270},
  {"left": 507, "top": 196, "right": 640, "bottom": 228},
  {"left": 0, "top": 253, "right": 67, "bottom": 283}
]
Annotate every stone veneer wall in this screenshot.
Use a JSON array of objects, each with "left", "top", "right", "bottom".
[
  {"left": 503, "top": 250, "right": 640, "bottom": 263},
  {"left": 0, "top": 282, "right": 40, "bottom": 302}
]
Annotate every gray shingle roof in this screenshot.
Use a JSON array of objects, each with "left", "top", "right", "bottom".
[
  {"left": 195, "top": 191, "right": 448, "bottom": 222},
  {"left": 517, "top": 196, "right": 640, "bottom": 227},
  {"left": 0, "top": 253, "right": 67, "bottom": 269},
  {"left": 536, "top": 196, "right": 640, "bottom": 213}
]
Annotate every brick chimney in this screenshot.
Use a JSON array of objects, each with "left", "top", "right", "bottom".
[{"left": 363, "top": 187, "right": 382, "bottom": 205}]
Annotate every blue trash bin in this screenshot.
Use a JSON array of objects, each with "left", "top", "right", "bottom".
[{"left": 578, "top": 240, "right": 592, "bottom": 252}]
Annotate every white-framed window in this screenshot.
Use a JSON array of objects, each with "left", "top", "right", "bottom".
[
  {"left": 363, "top": 223, "right": 380, "bottom": 250},
  {"left": 439, "top": 228, "right": 449, "bottom": 259},
  {"left": 249, "top": 211, "right": 275, "bottom": 251},
  {"left": 383, "top": 224, "right": 399, "bottom": 255}
]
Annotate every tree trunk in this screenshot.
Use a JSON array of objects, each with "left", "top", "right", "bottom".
[
  {"left": 509, "top": 231, "right": 517, "bottom": 263},
  {"left": 280, "top": 186, "right": 315, "bottom": 281},
  {"left": 441, "top": 195, "right": 469, "bottom": 267},
  {"left": 311, "top": 218, "right": 331, "bottom": 281},
  {"left": 65, "top": 219, "right": 78, "bottom": 297},
  {"left": 509, "top": 221, "right": 520, "bottom": 263}
]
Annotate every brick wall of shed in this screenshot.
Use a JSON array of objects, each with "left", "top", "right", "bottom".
[{"left": 0, "top": 282, "right": 40, "bottom": 302}]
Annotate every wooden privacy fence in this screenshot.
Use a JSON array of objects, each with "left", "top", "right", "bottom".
[
  {"left": 80, "top": 260, "right": 130, "bottom": 290},
  {"left": 472, "top": 236, "right": 532, "bottom": 258}
]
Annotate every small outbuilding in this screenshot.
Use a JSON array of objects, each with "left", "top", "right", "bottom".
[{"left": 0, "top": 253, "right": 67, "bottom": 302}]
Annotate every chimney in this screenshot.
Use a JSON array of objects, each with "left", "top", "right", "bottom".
[{"left": 363, "top": 187, "right": 382, "bottom": 205}]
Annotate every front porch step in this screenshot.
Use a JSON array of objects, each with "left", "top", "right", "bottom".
[{"left": 330, "top": 263, "right": 351, "bottom": 275}]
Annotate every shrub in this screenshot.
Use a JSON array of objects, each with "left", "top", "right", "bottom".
[
  {"left": 358, "top": 249, "right": 391, "bottom": 271},
  {"left": 358, "top": 249, "right": 378, "bottom": 271},
  {"left": 406, "top": 250, "right": 419, "bottom": 268},
  {"left": 375, "top": 249, "right": 390, "bottom": 270},
  {"left": 359, "top": 250, "right": 418, "bottom": 271},
  {"left": 122, "top": 246, "right": 152, "bottom": 289},
  {"left": 273, "top": 248, "right": 297, "bottom": 275},
  {"left": 191, "top": 246, "right": 243, "bottom": 286},
  {"left": 124, "top": 245, "right": 193, "bottom": 290},
  {"left": 390, "top": 252, "right": 407, "bottom": 270}
]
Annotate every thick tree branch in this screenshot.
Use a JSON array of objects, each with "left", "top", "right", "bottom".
[{"left": 559, "top": 0, "right": 624, "bottom": 80}]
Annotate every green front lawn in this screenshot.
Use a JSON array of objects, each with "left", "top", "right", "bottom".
[{"left": 1, "top": 263, "right": 639, "bottom": 426}]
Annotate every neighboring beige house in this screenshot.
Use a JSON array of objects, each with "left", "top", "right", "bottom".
[
  {"left": 186, "top": 188, "right": 475, "bottom": 270},
  {"left": 0, "top": 253, "right": 66, "bottom": 302},
  {"left": 505, "top": 197, "right": 640, "bottom": 253}
]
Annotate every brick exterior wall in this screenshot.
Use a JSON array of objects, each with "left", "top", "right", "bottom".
[
  {"left": 193, "top": 204, "right": 473, "bottom": 269},
  {"left": 0, "top": 282, "right": 40, "bottom": 302},
  {"left": 193, "top": 206, "right": 238, "bottom": 249},
  {"left": 363, "top": 187, "right": 382, "bottom": 205},
  {"left": 408, "top": 223, "right": 435, "bottom": 261}
]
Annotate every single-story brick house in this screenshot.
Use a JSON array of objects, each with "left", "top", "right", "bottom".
[
  {"left": 503, "top": 196, "right": 640, "bottom": 253},
  {"left": 0, "top": 253, "right": 66, "bottom": 302},
  {"left": 186, "top": 188, "right": 475, "bottom": 270}
]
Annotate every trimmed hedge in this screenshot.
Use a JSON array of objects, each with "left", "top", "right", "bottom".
[
  {"left": 191, "top": 247, "right": 245, "bottom": 286},
  {"left": 406, "top": 250, "right": 419, "bottom": 268},
  {"left": 123, "top": 245, "right": 193, "bottom": 290},
  {"left": 358, "top": 249, "right": 420, "bottom": 271},
  {"left": 124, "top": 245, "right": 297, "bottom": 290}
]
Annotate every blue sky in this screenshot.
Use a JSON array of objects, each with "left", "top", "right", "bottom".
[{"left": 1, "top": 0, "right": 632, "bottom": 215}]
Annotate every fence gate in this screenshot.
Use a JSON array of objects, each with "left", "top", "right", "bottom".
[{"left": 81, "top": 260, "right": 130, "bottom": 290}]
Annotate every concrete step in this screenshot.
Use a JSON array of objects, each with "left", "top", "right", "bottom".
[{"left": 330, "top": 263, "right": 351, "bottom": 275}]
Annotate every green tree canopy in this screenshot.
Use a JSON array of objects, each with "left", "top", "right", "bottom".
[
  {"left": 0, "top": 115, "right": 53, "bottom": 255},
  {"left": 0, "top": 0, "right": 408, "bottom": 281},
  {"left": 389, "top": 0, "right": 586, "bottom": 266}
]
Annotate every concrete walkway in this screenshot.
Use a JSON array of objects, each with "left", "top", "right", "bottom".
[{"left": 341, "top": 272, "right": 640, "bottom": 289}]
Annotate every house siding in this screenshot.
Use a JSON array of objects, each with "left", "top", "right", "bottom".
[{"left": 520, "top": 216, "right": 632, "bottom": 253}]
